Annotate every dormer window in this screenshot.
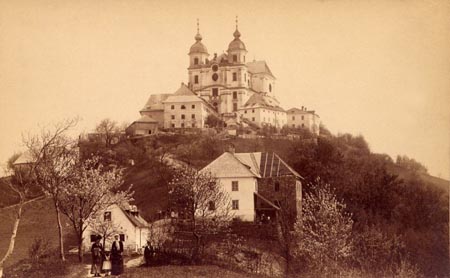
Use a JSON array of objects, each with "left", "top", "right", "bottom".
[{"left": 194, "top": 57, "right": 199, "bottom": 65}]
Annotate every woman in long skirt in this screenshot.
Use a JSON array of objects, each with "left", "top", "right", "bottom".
[
  {"left": 91, "top": 236, "right": 103, "bottom": 277},
  {"left": 110, "top": 235, "right": 124, "bottom": 277}
]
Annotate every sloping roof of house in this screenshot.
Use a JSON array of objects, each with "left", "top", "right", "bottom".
[
  {"left": 141, "top": 94, "right": 171, "bottom": 112},
  {"left": 163, "top": 83, "right": 205, "bottom": 104},
  {"left": 134, "top": 115, "right": 158, "bottom": 123},
  {"left": 202, "top": 152, "right": 302, "bottom": 179},
  {"left": 246, "top": 60, "right": 275, "bottom": 79},
  {"left": 201, "top": 152, "right": 261, "bottom": 178},
  {"left": 242, "top": 93, "right": 285, "bottom": 112},
  {"left": 174, "top": 83, "right": 196, "bottom": 96},
  {"left": 119, "top": 205, "right": 149, "bottom": 228},
  {"left": 13, "top": 151, "right": 34, "bottom": 165},
  {"left": 287, "top": 108, "right": 318, "bottom": 116}
]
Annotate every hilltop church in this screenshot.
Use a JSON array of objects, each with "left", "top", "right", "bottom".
[{"left": 127, "top": 20, "right": 320, "bottom": 136}]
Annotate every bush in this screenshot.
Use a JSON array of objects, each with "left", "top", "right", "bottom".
[{"left": 28, "top": 237, "right": 51, "bottom": 262}]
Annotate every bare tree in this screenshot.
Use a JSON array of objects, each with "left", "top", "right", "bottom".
[
  {"left": 168, "top": 167, "right": 232, "bottom": 261},
  {"left": 24, "top": 118, "right": 79, "bottom": 261},
  {"left": 90, "top": 217, "right": 122, "bottom": 248},
  {"left": 95, "top": 118, "right": 120, "bottom": 147},
  {"left": 0, "top": 156, "right": 36, "bottom": 277},
  {"left": 59, "top": 157, "right": 133, "bottom": 262}
]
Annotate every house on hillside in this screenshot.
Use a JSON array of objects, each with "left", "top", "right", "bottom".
[
  {"left": 83, "top": 204, "right": 150, "bottom": 253},
  {"left": 286, "top": 107, "right": 320, "bottom": 135},
  {"left": 201, "top": 148, "right": 302, "bottom": 222}
]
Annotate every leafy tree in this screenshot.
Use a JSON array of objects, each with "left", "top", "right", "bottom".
[
  {"left": 59, "top": 158, "right": 133, "bottom": 262},
  {"left": 294, "top": 180, "right": 353, "bottom": 276},
  {"left": 396, "top": 155, "right": 428, "bottom": 174},
  {"left": 205, "top": 114, "right": 225, "bottom": 128},
  {"left": 90, "top": 217, "right": 122, "bottom": 248},
  {"left": 95, "top": 118, "right": 122, "bottom": 147}
]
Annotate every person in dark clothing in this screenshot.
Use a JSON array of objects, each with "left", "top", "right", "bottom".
[
  {"left": 144, "top": 240, "right": 154, "bottom": 266},
  {"left": 91, "top": 235, "right": 104, "bottom": 277},
  {"left": 110, "top": 234, "right": 124, "bottom": 277}
]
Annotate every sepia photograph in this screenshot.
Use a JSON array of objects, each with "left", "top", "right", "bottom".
[{"left": 0, "top": 0, "right": 449, "bottom": 277}]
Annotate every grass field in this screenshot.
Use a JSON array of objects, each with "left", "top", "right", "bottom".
[{"left": 0, "top": 197, "right": 76, "bottom": 268}]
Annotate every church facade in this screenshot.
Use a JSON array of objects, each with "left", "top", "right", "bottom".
[{"left": 132, "top": 20, "right": 319, "bottom": 135}]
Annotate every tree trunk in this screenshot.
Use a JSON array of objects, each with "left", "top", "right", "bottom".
[
  {"left": 78, "top": 237, "right": 84, "bottom": 263},
  {"left": 0, "top": 201, "right": 24, "bottom": 278},
  {"left": 54, "top": 201, "right": 66, "bottom": 261}
]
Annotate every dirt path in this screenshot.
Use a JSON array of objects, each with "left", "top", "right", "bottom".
[{"left": 65, "top": 264, "right": 90, "bottom": 278}]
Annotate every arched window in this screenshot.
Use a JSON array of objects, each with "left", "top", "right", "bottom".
[
  {"left": 194, "top": 57, "right": 199, "bottom": 65},
  {"left": 181, "top": 105, "right": 186, "bottom": 110}
]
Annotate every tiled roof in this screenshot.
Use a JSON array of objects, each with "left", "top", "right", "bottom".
[
  {"left": 246, "top": 61, "right": 275, "bottom": 79},
  {"left": 201, "top": 152, "right": 261, "bottom": 178}
]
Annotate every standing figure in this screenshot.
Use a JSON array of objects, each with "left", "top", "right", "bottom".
[
  {"left": 144, "top": 240, "right": 154, "bottom": 266},
  {"left": 110, "top": 234, "right": 124, "bottom": 277},
  {"left": 102, "top": 250, "right": 112, "bottom": 276},
  {"left": 91, "top": 235, "right": 104, "bottom": 277}
]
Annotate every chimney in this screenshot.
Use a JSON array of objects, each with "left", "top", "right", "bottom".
[{"left": 228, "top": 143, "right": 235, "bottom": 154}]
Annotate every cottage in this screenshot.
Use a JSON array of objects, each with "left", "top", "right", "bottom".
[
  {"left": 202, "top": 149, "right": 303, "bottom": 222},
  {"left": 83, "top": 204, "right": 150, "bottom": 253},
  {"left": 126, "top": 115, "right": 159, "bottom": 136}
]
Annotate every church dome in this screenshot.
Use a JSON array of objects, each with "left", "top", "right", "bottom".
[
  {"left": 189, "top": 31, "right": 208, "bottom": 55},
  {"left": 228, "top": 29, "right": 246, "bottom": 51}
]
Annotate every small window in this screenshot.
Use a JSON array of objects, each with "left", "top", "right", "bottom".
[
  {"left": 192, "top": 104, "right": 195, "bottom": 109},
  {"left": 104, "top": 211, "right": 111, "bottom": 221},
  {"left": 301, "top": 115, "right": 304, "bottom": 120},
  {"left": 269, "top": 84, "right": 272, "bottom": 92},
  {"left": 274, "top": 182, "right": 280, "bottom": 192},
  {"left": 194, "top": 75, "right": 199, "bottom": 84},
  {"left": 194, "top": 57, "right": 199, "bottom": 65},
  {"left": 181, "top": 105, "right": 186, "bottom": 110},
  {"left": 232, "top": 200, "right": 239, "bottom": 210},
  {"left": 232, "top": 181, "right": 239, "bottom": 191},
  {"left": 292, "top": 124, "right": 295, "bottom": 128},
  {"left": 171, "top": 123, "right": 175, "bottom": 128},
  {"left": 233, "top": 55, "right": 237, "bottom": 62},
  {"left": 252, "top": 109, "right": 255, "bottom": 113},
  {"left": 171, "top": 115, "right": 175, "bottom": 120},
  {"left": 90, "top": 234, "right": 99, "bottom": 242},
  {"left": 192, "top": 123, "right": 196, "bottom": 128},
  {"left": 171, "top": 105, "right": 175, "bottom": 110},
  {"left": 120, "top": 234, "right": 125, "bottom": 242},
  {"left": 191, "top": 114, "right": 195, "bottom": 119},
  {"left": 302, "top": 123, "right": 304, "bottom": 128},
  {"left": 212, "top": 88, "right": 219, "bottom": 97},
  {"left": 208, "top": 201, "right": 216, "bottom": 211},
  {"left": 252, "top": 117, "right": 255, "bottom": 121},
  {"left": 181, "top": 123, "right": 185, "bottom": 128},
  {"left": 181, "top": 114, "right": 185, "bottom": 119},
  {"left": 232, "top": 72, "right": 237, "bottom": 81},
  {"left": 292, "top": 116, "right": 295, "bottom": 120},
  {"left": 244, "top": 110, "right": 247, "bottom": 114},
  {"left": 233, "top": 103, "right": 238, "bottom": 112}
]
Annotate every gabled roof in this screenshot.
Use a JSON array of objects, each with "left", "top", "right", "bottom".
[
  {"left": 163, "top": 83, "right": 205, "bottom": 104},
  {"left": 13, "top": 151, "right": 33, "bottom": 165},
  {"left": 202, "top": 152, "right": 302, "bottom": 179},
  {"left": 246, "top": 60, "right": 275, "bottom": 79},
  {"left": 201, "top": 152, "right": 261, "bottom": 178},
  {"left": 174, "top": 83, "right": 196, "bottom": 96},
  {"left": 115, "top": 204, "right": 149, "bottom": 228}
]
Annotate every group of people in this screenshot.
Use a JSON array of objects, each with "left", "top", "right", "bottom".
[{"left": 91, "top": 234, "right": 124, "bottom": 277}]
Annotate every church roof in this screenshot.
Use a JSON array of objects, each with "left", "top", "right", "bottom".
[
  {"left": 228, "top": 27, "right": 247, "bottom": 52},
  {"left": 243, "top": 93, "right": 285, "bottom": 112},
  {"left": 189, "top": 41, "right": 209, "bottom": 55},
  {"left": 141, "top": 94, "right": 171, "bottom": 111},
  {"left": 246, "top": 61, "right": 275, "bottom": 79}
]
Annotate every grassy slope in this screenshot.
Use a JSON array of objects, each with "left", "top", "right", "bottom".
[
  {"left": 122, "top": 265, "right": 263, "bottom": 278},
  {"left": 0, "top": 198, "right": 76, "bottom": 268},
  {"left": 388, "top": 164, "right": 449, "bottom": 193}
]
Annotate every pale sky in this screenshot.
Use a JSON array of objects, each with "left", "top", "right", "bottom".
[{"left": 0, "top": 0, "right": 449, "bottom": 179}]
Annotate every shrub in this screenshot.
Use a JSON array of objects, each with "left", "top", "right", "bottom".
[{"left": 28, "top": 237, "right": 51, "bottom": 263}]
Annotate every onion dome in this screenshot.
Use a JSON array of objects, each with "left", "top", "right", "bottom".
[
  {"left": 189, "top": 19, "right": 208, "bottom": 55},
  {"left": 228, "top": 17, "right": 246, "bottom": 51}
]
